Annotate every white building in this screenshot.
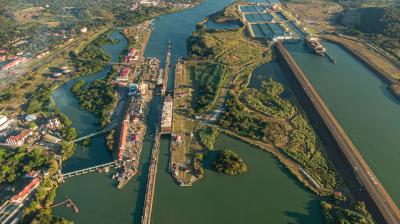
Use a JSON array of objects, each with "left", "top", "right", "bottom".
[
  {"left": 80, "top": 27, "right": 88, "bottom": 33},
  {"left": 0, "top": 115, "right": 11, "bottom": 131}
]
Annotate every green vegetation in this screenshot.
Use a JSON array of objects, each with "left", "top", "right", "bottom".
[
  {"left": 190, "top": 62, "right": 226, "bottom": 112},
  {"left": 0, "top": 148, "right": 49, "bottom": 184},
  {"left": 70, "top": 33, "right": 112, "bottom": 77},
  {"left": 240, "top": 79, "right": 296, "bottom": 119},
  {"left": 282, "top": 114, "right": 338, "bottom": 189},
  {"left": 106, "top": 129, "right": 115, "bottom": 150},
  {"left": 198, "top": 126, "right": 220, "bottom": 150},
  {"left": 71, "top": 79, "right": 116, "bottom": 127},
  {"left": 25, "top": 84, "right": 54, "bottom": 114},
  {"left": 320, "top": 200, "right": 375, "bottom": 224},
  {"left": 213, "top": 149, "right": 247, "bottom": 175},
  {"left": 219, "top": 95, "right": 268, "bottom": 139},
  {"left": 342, "top": 7, "right": 400, "bottom": 58},
  {"left": 22, "top": 178, "right": 72, "bottom": 224},
  {"left": 192, "top": 152, "right": 204, "bottom": 178}
]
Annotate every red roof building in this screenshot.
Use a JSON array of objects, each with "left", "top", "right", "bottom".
[
  {"left": 6, "top": 129, "right": 32, "bottom": 147},
  {"left": 128, "top": 48, "right": 136, "bottom": 57},
  {"left": 11, "top": 177, "right": 41, "bottom": 204},
  {"left": 118, "top": 114, "right": 130, "bottom": 160},
  {"left": 1, "top": 57, "right": 28, "bottom": 70}
]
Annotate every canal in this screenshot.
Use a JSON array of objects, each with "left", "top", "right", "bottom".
[
  {"left": 52, "top": 0, "right": 324, "bottom": 223},
  {"left": 286, "top": 41, "right": 400, "bottom": 207}
]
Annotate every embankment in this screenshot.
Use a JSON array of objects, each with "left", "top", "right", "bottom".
[{"left": 275, "top": 42, "right": 400, "bottom": 224}]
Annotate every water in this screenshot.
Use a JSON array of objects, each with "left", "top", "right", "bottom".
[
  {"left": 244, "top": 12, "right": 273, "bottom": 23},
  {"left": 239, "top": 5, "right": 265, "bottom": 13},
  {"left": 205, "top": 20, "right": 240, "bottom": 30},
  {"left": 286, "top": 41, "right": 400, "bottom": 206},
  {"left": 153, "top": 135, "right": 322, "bottom": 224},
  {"left": 52, "top": 31, "right": 155, "bottom": 224},
  {"left": 50, "top": 0, "right": 324, "bottom": 223}
]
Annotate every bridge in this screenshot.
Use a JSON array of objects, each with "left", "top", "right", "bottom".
[
  {"left": 69, "top": 121, "right": 119, "bottom": 143},
  {"left": 62, "top": 161, "right": 116, "bottom": 179},
  {"left": 75, "top": 57, "right": 134, "bottom": 66},
  {"left": 0, "top": 200, "right": 22, "bottom": 224}
]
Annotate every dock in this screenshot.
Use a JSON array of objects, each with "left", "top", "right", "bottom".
[{"left": 140, "top": 131, "right": 161, "bottom": 224}]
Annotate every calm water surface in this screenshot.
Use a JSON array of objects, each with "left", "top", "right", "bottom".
[
  {"left": 286, "top": 41, "right": 400, "bottom": 206},
  {"left": 51, "top": 1, "right": 330, "bottom": 223}
]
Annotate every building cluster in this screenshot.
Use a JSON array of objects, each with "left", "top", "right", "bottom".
[
  {"left": 52, "top": 65, "right": 72, "bottom": 78},
  {"left": 124, "top": 48, "right": 139, "bottom": 64},
  {"left": 0, "top": 113, "right": 63, "bottom": 148},
  {"left": 1, "top": 57, "right": 28, "bottom": 71}
]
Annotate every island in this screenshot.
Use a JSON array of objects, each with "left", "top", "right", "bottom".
[{"left": 213, "top": 149, "right": 247, "bottom": 175}]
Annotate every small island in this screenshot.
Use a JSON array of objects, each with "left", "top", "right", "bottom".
[{"left": 213, "top": 149, "right": 247, "bottom": 175}]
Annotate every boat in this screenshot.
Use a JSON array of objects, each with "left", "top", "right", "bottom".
[{"left": 305, "top": 36, "right": 326, "bottom": 56}]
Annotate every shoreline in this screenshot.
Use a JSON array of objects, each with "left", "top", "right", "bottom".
[{"left": 322, "top": 35, "right": 400, "bottom": 101}]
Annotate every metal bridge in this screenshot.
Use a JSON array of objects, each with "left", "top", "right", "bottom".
[
  {"left": 0, "top": 200, "right": 22, "bottom": 224},
  {"left": 62, "top": 161, "right": 116, "bottom": 179},
  {"left": 69, "top": 122, "right": 119, "bottom": 143}
]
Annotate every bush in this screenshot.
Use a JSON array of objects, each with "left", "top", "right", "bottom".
[
  {"left": 213, "top": 149, "right": 247, "bottom": 175},
  {"left": 198, "top": 127, "right": 220, "bottom": 150}
]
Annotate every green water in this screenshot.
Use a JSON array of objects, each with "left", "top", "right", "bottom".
[
  {"left": 153, "top": 135, "right": 322, "bottom": 224},
  {"left": 286, "top": 41, "right": 400, "bottom": 207},
  {"left": 51, "top": 0, "right": 324, "bottom": 223}
]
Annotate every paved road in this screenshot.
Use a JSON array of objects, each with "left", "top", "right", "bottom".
[{"left": 276, "top": 42, "right": 400, "bottom": 224}]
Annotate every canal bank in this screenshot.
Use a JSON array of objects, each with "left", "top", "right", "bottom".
[
  {"left": 285, "top": 40, "right": 400, "bottom": 209},
  {"left": 276, "top": 42, "right": 400, "bottom": 224}
]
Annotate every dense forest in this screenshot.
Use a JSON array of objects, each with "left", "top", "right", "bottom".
[
  {"left": 71, "top": 79, "right": 116, "bottom": 127},
  {"left": 342, "top": 7, "right": 400, "bottom": 56},
  {"left": 190, "top": 63, "right": 225, "bottom": 112},
  {"left": 0, "top": 148, "right": 49, "bottom": 184}
]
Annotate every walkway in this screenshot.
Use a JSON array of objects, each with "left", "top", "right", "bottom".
[
  {"left": 62, "top": 161, "right": 115, "bottom": 179},
  {"left": 141, "top": 132, "right": 161, "bottom": 224},
  {"left": 69, "top": 121, "right": 119, "bottom": 143}
]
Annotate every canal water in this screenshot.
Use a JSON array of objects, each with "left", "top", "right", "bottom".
[
  {"left": 286, "top": 41, "right": 400, "bottom": 207},
  {"left": 51, "top": 0, "right": 324, "bottom": 223}
]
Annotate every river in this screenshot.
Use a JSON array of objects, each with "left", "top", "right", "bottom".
[{"left": 51, "top": 0, "right": 324, "bottom": 223}]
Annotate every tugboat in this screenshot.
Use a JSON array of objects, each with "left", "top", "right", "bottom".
[{"left": 305, "top": 36, "right": 326, "bottom": 56}]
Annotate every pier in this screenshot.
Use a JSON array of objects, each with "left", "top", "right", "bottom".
[
  {"left": 141, "top": 131, "right": 161, "bottom": 224},
  {"left": 62, "top": 161, "right": 115, "bottom": 179}
]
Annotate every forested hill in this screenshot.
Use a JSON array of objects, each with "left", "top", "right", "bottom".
[
  {"left": 342, "top": 7, "right": 400, "bottom": 56},
  {"left": 355, "top": 7, "right": 400, "bottom": 40}
]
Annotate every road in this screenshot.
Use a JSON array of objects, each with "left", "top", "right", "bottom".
[
  {"left": 0, "top": 26, "right": 110, "bottom": 92},
  {"left": 276, "top": 42, "right": 400, "bottom": 224}
]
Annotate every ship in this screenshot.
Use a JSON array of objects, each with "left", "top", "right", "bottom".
[{"left": 304, "top": 36, "right": 326, "bottom": 56}]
